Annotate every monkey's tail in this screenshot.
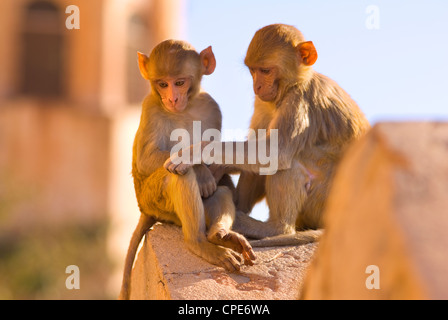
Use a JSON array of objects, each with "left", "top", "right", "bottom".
[
  {"left": 119, "top": 214, "right": 156, "bottom": 300},
  {"left": 249, "top": 229, "right": 323, "bottom": 247}
]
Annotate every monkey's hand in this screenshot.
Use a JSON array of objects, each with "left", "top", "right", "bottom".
[
  {"left": 163, "top": 152, "right": 194, "bottom": 175},
  {"left": 194, "top": 164, "right": 217, "bottom": 198},
  {"left": 207, "top": 163, "right": 226, "bottom": 184},
  {"left": 164, "top": 142, "right": 210, "bottom": 175}
]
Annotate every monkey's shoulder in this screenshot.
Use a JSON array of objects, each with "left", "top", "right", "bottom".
[
  {"left": 191, "top": 91, "right": 220, "bottom": 110},
  {"left": 187, "top": 91, "right": 222, "bottom": 126},
  {"left": 310, "top": 73, "right": 358, "bottom": 107},
  {"left": 136, "top": 102, "right": 176, "bottom": 143},
  {"left": 302, "top": 73, "right": 369, "bottom": 146}
]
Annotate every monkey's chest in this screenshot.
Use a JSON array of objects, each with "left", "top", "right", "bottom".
[{"left": 252, "top": 103, "right": 277, "bottom": 131}]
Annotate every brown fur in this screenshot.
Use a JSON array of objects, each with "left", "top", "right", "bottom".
[
  {"left": 234, "top": 24, "right": 370, "bottom": 246},
  {"left": 119, "top": 40, "right": 255, "bottom": 300},
  {"left": 163, "top": 25, "right": 370, "bottom": 247}
]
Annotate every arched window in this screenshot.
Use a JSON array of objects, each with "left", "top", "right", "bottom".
[
  {"left": 126, "top": 14, "right": 151, "bottom": 104},
  {"left": 21, "top": 1, "right": 64, "bottom": 97}
]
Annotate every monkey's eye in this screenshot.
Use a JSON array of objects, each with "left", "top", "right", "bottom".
[
  {"left": 260, "top": 68, "right": 271, "bottom": 74},
  {"left": 158, "top": 82, "right": 168, "bottom": 88},
  {"left": 175, "top": 80, "right": 185, "bottom": 86}
]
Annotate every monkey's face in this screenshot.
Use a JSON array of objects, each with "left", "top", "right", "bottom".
[
  {"left": 155, "top": 77, "right": 192, "bottom": 113},
  {"left": 249, "top": 66, "right": 279, "bottom": 102}
]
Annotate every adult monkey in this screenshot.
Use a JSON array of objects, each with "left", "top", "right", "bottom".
[
  {"left": 119, "top": 40, "right": 255, "bottom": 300},
  {"left": 164, "top": 24, "right": 370, "bottom": 246}
]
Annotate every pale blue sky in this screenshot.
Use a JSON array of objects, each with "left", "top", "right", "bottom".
[
  {"left": 186, "top": 0, "right": 448, "bottom": 127},
  {"left": 185, "top": 0, "right": 448, "bottom": 220}
]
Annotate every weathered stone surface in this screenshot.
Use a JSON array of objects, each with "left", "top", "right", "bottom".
[
  {"left": 129, "top": 122, "right": 448, "bottom": 300},
  {"left": 302, "top": 122, "right": 448, "bottom": 300},
  {"left": 130, "top": 223, "right": 317, "bottom": 300}
]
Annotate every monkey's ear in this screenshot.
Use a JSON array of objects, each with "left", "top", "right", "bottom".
[
  {"left": 137, "top": 52, "right": 150, "bottom": 80},
  {"left": 199, "top": 46, "right": 216, "bottom": 75},
  {"left": 297, "top": 41, "right": 318, "bottom": 66}
]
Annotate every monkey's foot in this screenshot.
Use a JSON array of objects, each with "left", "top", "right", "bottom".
[
  {"left": 208, "top": 229, "right": 256, "bottom": 266},
  {"left": 187, "top": 240, "right": 243, "bottom": 272}
]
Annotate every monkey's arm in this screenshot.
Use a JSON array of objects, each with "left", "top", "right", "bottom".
[
  {"left": 194, "top": 164, "right": 217, "bottom": 198},
  {"left": 217, "top": 91, "right": 312, "bottom": 174},
  {"left": 136, "top": 138, "right": 171, "bottom": 176},
  {"left": 204, "top": 96, "right": 308, "bottom": 175},
  {"left": 164, "top": 92, "right": 311, "bottom": 175},
  {"left": 208, "top": 163, "right": 240, "bottom": 183},
  {"left": 165, "top": 137, "right": 287, "bottom": 176}
]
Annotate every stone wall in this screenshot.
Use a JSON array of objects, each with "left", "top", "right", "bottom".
[{"left": 129, "top": 223, "right": 317, "bottom": 299}]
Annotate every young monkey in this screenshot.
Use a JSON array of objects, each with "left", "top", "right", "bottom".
[
  {"left": 119, "top": 40, "right": 256, "bottom": 300},
  {"left": 164, "top": 25, "right": 370, "bottom": 247}
]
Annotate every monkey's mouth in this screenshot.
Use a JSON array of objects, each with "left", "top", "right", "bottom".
[
  {"left": 258, "top": 92, "right": 277, "bottom": 102},
  {"left": 163, "top": 101, "right": 188, "bottom": 113},
  {"left": 257, "top": 84, "right": 278, "bottom": 102}
]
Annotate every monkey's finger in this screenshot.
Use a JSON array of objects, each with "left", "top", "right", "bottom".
[
  {"left": 236, "top": 235, "right": 256, "bottom": 261},
  {"left": 222, "top": 259, "right": 240, "bottom": 273},
  {"left": 227, "top": 253, "right": 242, "bottom": 272},
  {"left": 244, "top": 246, "right": 256, "bottom": 261},
  {"left": 201, "top": 186, "right": 210, "bottom": 198},
  {"left": 249, "top": 249, "right": 256, "bottom": 261},
  {"left": 163, "top": 161, "right": 172, "bottom": 172},
  {"left": 243, "top": 248, "right": 256, "bottom": 264},
  {"left": 243, "top": 251, "right": 254, "bottom": 266},
  {"left": 164, "top": 161, "right": 177, "bottom": 173},
  {"left": 231, "top": 250, "right": 243, "bottom": 264},
  {"left": 207, "top": 183, "right": 216, "bottom": 198},
  {"left": 163, "top": 158, "right": 176, "bottom": 171},
  {"left": 170, "top": 163, "right": 187, "bottom": 176},
  {"left": 221, "top": 252, "right": 242, "bottom": 272},
  {"left": 167, "top": 164, "right": 178, "bottom": 174},
  {"left": 242, "top": 249, "right": 256, "bottom": 265},
  {"left": 173, "top": 163, "right": 185, "bottom": 175},
  {"left": 199, "top": 187, "right": 205, "bottom": 198},
  {"left": 210, "top": 181, "right": 217, "bottom": 194},
  {"left": 175, "top": 164, "right": 189, "bottom": 175}
]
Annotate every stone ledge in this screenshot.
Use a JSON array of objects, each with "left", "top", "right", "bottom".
[
  {"left": 130, "top": 223, "right": 317, "bottom": 300},
  {"left": 129, "top": 121, "right": 448, "bottom": 300}
]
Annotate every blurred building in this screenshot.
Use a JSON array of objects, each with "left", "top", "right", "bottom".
[{"left": 0, "top": 0, "right": 185, "bottom": 298}]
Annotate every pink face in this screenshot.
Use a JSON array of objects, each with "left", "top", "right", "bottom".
[
  {"left": 249, "top": 66, "right": 279, "bottom": 102},
  {"left": 156, "top": 77, "right": 192, "bottom": 113}
]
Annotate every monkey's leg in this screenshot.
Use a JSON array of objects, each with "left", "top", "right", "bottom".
[
  {"left": 264, "top": 161, "right": 310, "bottom": 234},
  {"left": 216, "top": 172, "right": 236, "bottom": 200},
  {"left": 233, "top": 161, "right": 320, "bottom": 247},
  {"left": 231, "top": 166, "right": 301, "bottom": 239},
  {"left": 166, "top": 169, "right": 243, "bottom": 272},
  {"left": 203, "top": 186, "right": 256, "bottom": 265},
  {"left": 235, "top": 171, "right": 266, "bottom": 213},
  {"left": 252, "top": 161, "right": 323, "bottom": 247}
]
